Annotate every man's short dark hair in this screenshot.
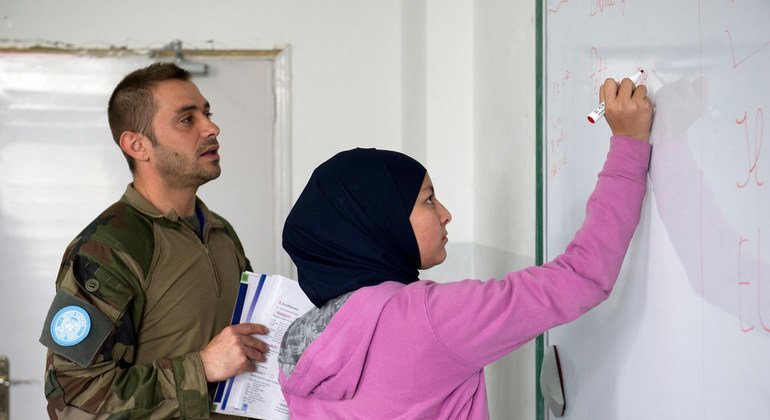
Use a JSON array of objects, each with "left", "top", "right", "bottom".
[{"left": 107, "top": 63, "right": 192, "bottom": 171}]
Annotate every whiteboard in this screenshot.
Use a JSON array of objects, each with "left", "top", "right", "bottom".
[{"left": 544, "top": 1, "right": 770, "bottom": 419}]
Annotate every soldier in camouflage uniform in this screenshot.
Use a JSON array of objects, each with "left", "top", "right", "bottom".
[{"left": 39, "top": 63, "right": 268, "bottom": 419}]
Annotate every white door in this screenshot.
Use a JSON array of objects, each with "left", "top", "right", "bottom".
[{"left": 0, "top": 52, "right": 289, "bottom": 419}]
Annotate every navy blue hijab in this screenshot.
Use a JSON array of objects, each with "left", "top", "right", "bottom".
[{"left": 283, "top": 148, "right": 427, "bottom": 307}]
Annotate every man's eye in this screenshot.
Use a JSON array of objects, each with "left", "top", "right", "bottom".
[{"left": 205, "top": 112, "right": 213, "bottom": 120}]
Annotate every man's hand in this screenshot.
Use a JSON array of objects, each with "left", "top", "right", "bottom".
[
  {"left": 601, "top": 77, "right": 654, "bottom": 142},
  {"left": 199, "top": 323, "right": 269, "bottom": 382}
]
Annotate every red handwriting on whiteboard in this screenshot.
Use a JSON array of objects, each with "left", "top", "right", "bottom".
[
  {"left": 550, "top": 70, "right": 571, "bottom": 99},
  {"left": 589, "top": 47, "right": 607, "bottom": 96},
  {"left": 550, "top": 154, "right": 568, "bottom": 179},
  {"left": 725, "top": 29, "right": 770, "bottom": 69},
  {"left": 736, "top": 108, "right": 764, "bottom": 189},
  {"left": 549, "top": 116, "right": 567, "bottom": 179},
  {"left": 547, "top": 0, "right": 571, "bottom": 14},
  {"left": 738, "top": 235, "right": 755, "bottom": 332},
  {"left": 549, "top": 116, "right": 564, "bottom": 153},
  {"left": 737, "top": 230, "right": 770, "bottom": 333},
  {"left": 590, "top": 0, "right": 627, "bottom": 17}
]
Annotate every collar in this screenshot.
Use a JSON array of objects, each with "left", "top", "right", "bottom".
[{"left": 120, "top": 183, "right": 223, "bottom": 230}]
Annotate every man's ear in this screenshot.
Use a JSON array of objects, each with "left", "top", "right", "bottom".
[{"left": 119, "top": 131, "right": 150, "bottom": 162}]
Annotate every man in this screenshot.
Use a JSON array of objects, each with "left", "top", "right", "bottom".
[{"left": 39, "top": 63, "right": 268, "bottom": 419}]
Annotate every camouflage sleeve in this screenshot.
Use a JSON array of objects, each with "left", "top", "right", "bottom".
[{"left": 40, "top": 238, "right": 211, "bottom": 419}]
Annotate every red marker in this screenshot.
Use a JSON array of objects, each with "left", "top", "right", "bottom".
[{"left": 587, "top": 69, "right": 644, "bottom": 124}]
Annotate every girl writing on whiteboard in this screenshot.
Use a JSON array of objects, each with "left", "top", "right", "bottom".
[{"left": 277, "top": 76, "right": 653, "bottom": 419}]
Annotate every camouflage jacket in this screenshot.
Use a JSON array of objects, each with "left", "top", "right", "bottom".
[{"left": 40, "top": 185, "right": 251, "bottom": 419}]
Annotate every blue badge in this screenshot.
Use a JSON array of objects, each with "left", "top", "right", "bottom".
[{"left": 50, "top": 305, "right": 91, "bottom": 346}]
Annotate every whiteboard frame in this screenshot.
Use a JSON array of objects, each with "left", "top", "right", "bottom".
[{"left": 534, "top": 0, "right": 547, "bottom": 419}]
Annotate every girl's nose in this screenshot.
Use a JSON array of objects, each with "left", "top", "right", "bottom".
[{"left": 439, "top": 202, "right": 452, "bottom": 225}]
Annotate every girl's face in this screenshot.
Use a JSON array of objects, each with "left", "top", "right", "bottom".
[{"left": 409, "top": 173, "right": 452, "bottom": 269}]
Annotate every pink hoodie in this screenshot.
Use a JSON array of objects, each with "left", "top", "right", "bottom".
[{"left": 279, "top": 136, "right": 651, "bottom": 419}]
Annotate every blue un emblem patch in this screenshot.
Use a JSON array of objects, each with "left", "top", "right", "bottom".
[{"left": 50, "top": 305, "right": 91, "bottom": 346}]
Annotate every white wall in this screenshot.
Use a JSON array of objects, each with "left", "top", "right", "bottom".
[
  {"left": 473, "top": 2, "right": 536, "bottom": 418},
  {"left": 401, "top": 3, "right": 537, "bottom": 417},
  {"left": 1, "top": 0, "right": 404, "bottom": 197},
  {"left": 0, "top": 1, "right": 535, "bottom": 418}
]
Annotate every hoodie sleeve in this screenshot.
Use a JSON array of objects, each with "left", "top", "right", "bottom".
[{"left": 423, "top": 135, "right": 651, "bottom": 367}]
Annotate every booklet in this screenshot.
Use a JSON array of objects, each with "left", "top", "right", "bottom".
[{"left": 212, "top": 272, "right": 314, "bottom": 419}]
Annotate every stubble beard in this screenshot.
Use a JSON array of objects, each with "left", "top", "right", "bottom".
[{"left": 154, "top": 140, "right": 221, "bottom": 189}]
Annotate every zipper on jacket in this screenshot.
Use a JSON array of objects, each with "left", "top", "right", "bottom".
[{"left": 180, "top": 221, "right": 222, "bottom": 296}]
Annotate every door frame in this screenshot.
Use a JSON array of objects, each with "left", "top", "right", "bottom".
[{"left": 0, "top": 45, "right": 293, "bottom": 275}]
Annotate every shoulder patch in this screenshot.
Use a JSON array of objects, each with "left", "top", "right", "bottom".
[
  {"left": 40, "top": 291, "right": 114, "bottom": 367},
  {"left": 50, "top": 306, "right": 91, "bottom": 346}
]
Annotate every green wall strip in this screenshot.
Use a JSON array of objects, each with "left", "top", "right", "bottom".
[{"left": 534, "top": 0, "right": 545, "bottom": 419}]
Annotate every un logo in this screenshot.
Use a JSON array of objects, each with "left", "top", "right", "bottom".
[{"left": 50, "top": 305, "right": 91, "bottom": 346}]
